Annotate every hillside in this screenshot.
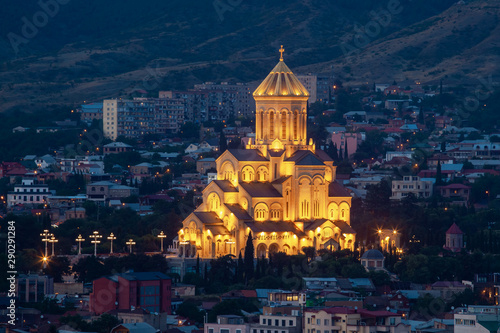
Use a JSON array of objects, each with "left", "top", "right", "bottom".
[{"left": 0, "top": 0, "right": 494, "bottom": 112}]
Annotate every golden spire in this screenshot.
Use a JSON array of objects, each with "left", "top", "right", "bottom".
[{"left": 279, "top": 45, "right": 285, "bottom": 61}]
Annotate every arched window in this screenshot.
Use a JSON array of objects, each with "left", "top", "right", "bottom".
[
  {"left": 281, "top": 111, "right": 287, "bottom": 139},
  {"left": 270, "top": 111, "right": 274, "bottom": 138},
  {"left": 294, "top": 110, "right": 299, "bottom": 140}
]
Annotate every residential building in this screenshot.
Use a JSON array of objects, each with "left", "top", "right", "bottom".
[
  {"left": 90, "top": 272, "right": 172, "bottom": 315},
  {"left": 296, "top": 73, "right": 333, "bottom": 103},
  {"left": 197, "top": 158, "right": 217, "bottom": 174},
  {"left": 103, "top": 97, "right": 185, "bottom": 140},
  {"left": 86, "top": 181, "right": 139, "bottom": 202},
  {"left": 16, "top": 274, "right": 54, "bottom": 303},
  {"left": 391, "top": 176, "right": 433, "bottom": 200},
  {"left": 251, "top": 313, "right": 302, "bottom": 333},
  {"left": 103, "top": 142, "right": 133, "bottom": 155},
  {"left": 176, "top": 53, "right": 355, "bottom": 259},
  {"left": 454, "top": 305, "right": 500, "bottom": 333},
  {"left": 205, "top": 315, "right": 250, "bottom": 333},
  {"left": 79, "top": 102, "right": 103, "bottom": 126},
  {"left": 304, "top": 307, "right": 408, "bottom": 333},
  {"left": 7, "top": 178, "right": 51, "bottom": 208},
  {"left": 111, "top": 322, "right": 156, "bottom": 333},
  {"left": 160, "top": 82, "right": 253, "bottom": 122}
]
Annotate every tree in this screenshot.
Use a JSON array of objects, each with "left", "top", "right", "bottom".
[
  {"left": 436, "top": 159, "right": 443, "bottom": 185},
  {"left": 219, "top": 130, "right": 228, "bottom": 153},
  {"left": 344, "top": 144, "right": 349, "bottom": 160},
  {"left": 244, "top": 232, "right": 254, "bottom": 282}
]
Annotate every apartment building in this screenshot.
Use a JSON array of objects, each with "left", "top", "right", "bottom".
[
  {"left": 454, "top": 305, "right": 500, "bottom": 333},
  {"left": 7, "top": 178, "right": 51, "bottom": 208},
  {"left": 391, "top": 176, "right": 433, "bottom": 200},
  {"left": 160, "top": 82, "right": 253, "bottom": 122},
  {"left": 304, "top": 307, "right": 408, "bottom": 333},
  {"left": 103, "top": 98, "right": 185, "bottom": 140}
]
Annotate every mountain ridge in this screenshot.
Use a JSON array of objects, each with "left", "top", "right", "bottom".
[{"left": 1, "top": 0, "right": 497, "bottom": 112}]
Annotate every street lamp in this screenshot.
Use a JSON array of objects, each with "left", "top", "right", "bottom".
[
  {"left": 126, "top": 239, "right": 136, "bottom": 254},
  {"left": 40, "top": 229, "right": 52, "bottom": 258},
  {"left": 158, "top": 231, "right": 166, "bottom": 253},
  {"left": 75, "top": 234, "right": 85, "bottom": 255},
  {"left": 107, "top": 233, "right": 117, "bottom": 254},
  {"left": 89, "top": 231, "right": 102, "bottom": 256},
  {"left": 48, "top": 235, "right": 58, "bottom": 257}
]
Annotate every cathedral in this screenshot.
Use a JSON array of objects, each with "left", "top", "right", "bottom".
[{"left": 177, "top": 47, "right": 355, "bottom": 259}]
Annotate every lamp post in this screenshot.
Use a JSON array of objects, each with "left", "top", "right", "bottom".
[
  {"left": 126, "top": 239, "right": 136, "bottom": 254},
  {"left": 40, "top": 229, "right": 51, "bottom": 259},
  {"left": 158, "top": 231, "right": 166, "bottom": 253},
  {"left": 48, "top": 235, "right": 58, "bottom": 257},
  {"left": 89, "top": 231, "right": 102, "bottom": 256},
  {"left": 75, "top": 234, "right": 85, "bottom": 255},
  {"left": 107, "top": 233, "right": 117, "bottom": 254}
]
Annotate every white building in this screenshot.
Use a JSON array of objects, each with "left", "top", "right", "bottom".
[
  {"left": 7, "top": 179, "right": 51, "bottom": 207},
  {"left": 391, "top": 176, "right": 433, "bottom": 200},
  {"left": 454, "top": 305, "right": 500, "bottom": 333}
]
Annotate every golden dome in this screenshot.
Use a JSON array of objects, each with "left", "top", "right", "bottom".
[{"left": 253, "top": 59, "right": 310, "bottom": 98}]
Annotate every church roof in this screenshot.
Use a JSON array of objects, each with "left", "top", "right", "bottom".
[
  {"left": 244, "top": 221, "right": 306, "bottom": 237},
  {"left": 333, "top": 220, "right": 356, "bottom": 234},
  {"left": 205, "top": 224, "right": 231, "bottom": 236},
  {"left": 446, "top": 223, "right": 463, "bottom": 235},
  {"left": 253, "top": 60, "right": 309, "bottom": 98},
  {"left": 193, "top": 212, "right": 223, "bottom": 224},
  {"left": 268, "top": 149, "right": 285, "bottom": 157},
  {"left": 225, "top": 204, "right": 252, "bottom": 220},
  {"left": 228, "top": 149, "right": 268, "bottom": 161},
  {"left": 272, "top": 176, "right": 291, "bottom": 184},
  {"left": 329, "top": 181, "right": 351, "bottom": 197},
  {"left": 316, "top": 149, "right": 334, "bottom": 162},
  {"left": 303, "top": 219, "right": 356, "bottom": 235},
  {"left": 239, "top": 182, "right": 282, "bottom": 197},
  {"left": 287, "top": 150, "right": 325, "bottom": 165},
  {"left": 212, "top": 180, "right": 238, "bottom": 192}
]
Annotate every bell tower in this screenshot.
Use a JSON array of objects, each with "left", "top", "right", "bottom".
[{"left": 249, "top": 46, "right": 314, "bottom": 158}]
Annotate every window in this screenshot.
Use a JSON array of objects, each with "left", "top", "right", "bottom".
[
  {"left": 289, "top": 320, "right": 293, "bottom": 326},
  {"left": 208, "top": 329, "right": 214, "bottom": 333},
  {"left": 390, "top": 318, "right": 395, "bottom": 325},
  {"left": 316, "top": 319, "right": 320, "bottom": 325},
  {"left": 324, "top": 319, "right": 329, "bottom": 326},
  {"left": 282, "top": 320, "right": 285, "bottom": 327},
  {"left": 275, "top": 319, "right": 279, "bottom": 326},
  {"left": 236, "top": 330, "right": 241, "bottom": 333},
  {"left": 263, "top": 319, "right": 266, "bottom": 325},
  {"left": 221, "top": 329, "right": 230, "bottom": 333}
]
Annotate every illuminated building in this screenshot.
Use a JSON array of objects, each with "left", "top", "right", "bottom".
[{"left": 177, "top": 47, "right": 355, "bottom": 258}]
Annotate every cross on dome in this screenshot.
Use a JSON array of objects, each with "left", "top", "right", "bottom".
[{"left": 279, "top": 45, "right": 285, "bottom": 61}]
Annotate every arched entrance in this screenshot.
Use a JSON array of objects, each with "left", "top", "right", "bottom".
[{"left": 257, "top": 243, "right": 267, "bottom": 258}]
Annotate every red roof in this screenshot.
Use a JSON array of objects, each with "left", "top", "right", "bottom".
[{"left": 446, "top": 223, "right": 463, "bottom": 235}]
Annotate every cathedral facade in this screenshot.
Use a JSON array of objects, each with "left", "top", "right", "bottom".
[{"left": 177, "top": 49, "right": 355, "bottom": 259}]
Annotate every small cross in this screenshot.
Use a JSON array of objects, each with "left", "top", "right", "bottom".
[{"left": 279, "top": 45, "right": 285, "bottom": 61}]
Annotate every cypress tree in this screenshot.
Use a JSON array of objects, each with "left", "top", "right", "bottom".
[
  {"left": 436, "top": 159, "right": 443, "bottom": 185},
  {"left": 344, "top": 144, "right": 349, "bottom": 160},
  {"left": 244, "top": 231, "right": 254, "bottom": 282},
  {"left": 237, "top": 252, "right": 244, "bottom": 283},
  {"left": 332, "top": 143, "right": 339, "bottom": 161},
  {"left": 219, "top": 130, "right": 228, "bottom": 153},
  {"left": 196, "top": 255, "right": 200, "bottom": 276}
]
